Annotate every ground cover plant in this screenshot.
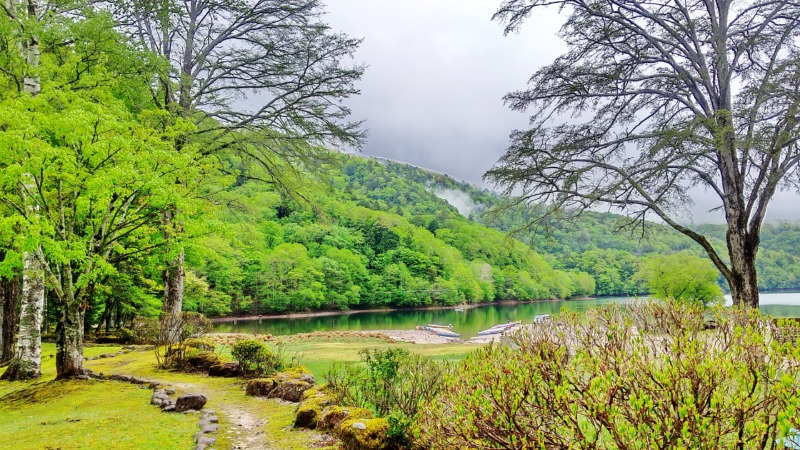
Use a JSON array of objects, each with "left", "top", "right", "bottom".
[{"left": 417, "top": 301, "right": 800, "bottom": 449}]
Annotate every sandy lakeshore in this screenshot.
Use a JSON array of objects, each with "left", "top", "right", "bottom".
[{"left": 209, "top": 328, "right": 514, "bottom": 345}]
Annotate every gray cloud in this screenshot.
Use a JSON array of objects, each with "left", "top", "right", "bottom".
[{"left": 324, "top": 0, "right": 800, "bottom": 223}]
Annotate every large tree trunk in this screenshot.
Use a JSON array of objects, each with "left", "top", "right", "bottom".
[
  {"left": 0, "top": 273, "right": 21, "bottom": 363},
  {"left": 727, "top": 230, "right": 760, "bottom": 309},
  {"left": 1, "top": 253, "right": 44, "bottom": 380},
  {"left": 56, "top": 265, "right": 84, "bottom": 379},
  {"left": 162, "top": 249, "right": 184, "bottom": 344}
]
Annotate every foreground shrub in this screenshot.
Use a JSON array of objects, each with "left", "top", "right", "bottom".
[
  {"left": 325, "top": 347, "right": 450, "bottom": 446},
  {"left": 232, "top": 339, "right": 282, "bottom": 377},
  {"left": 417, "top": 301, "right": 800, "bottom": 449}
]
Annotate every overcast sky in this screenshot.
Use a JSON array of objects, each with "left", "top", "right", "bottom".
[{"left": 323, "top": 0, "right": 799, "bottom": 224}]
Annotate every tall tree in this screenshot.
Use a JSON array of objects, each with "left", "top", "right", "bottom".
[
  {"left": 488, "top": 0, "right": 800, "bottom": 307},
  {"left": 110, "top": 0, "right": 365, "bottom": 339},
  {"left": 0, "top": 0, "right": 47, "bottom": 380}
]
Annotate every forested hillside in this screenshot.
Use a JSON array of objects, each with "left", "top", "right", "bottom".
[{"left": 173, "top": 155, "right": 593, "bottom": 317}]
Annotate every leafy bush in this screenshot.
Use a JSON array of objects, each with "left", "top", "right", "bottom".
[
  {"left": 325, "top": 347, "right": 450, "bottom": 446},
  {"left": 232, "top": 339, "right": 282, "bottom": 377},
  {"left": 417, "top": 301, "right": 800, "bottom": 449}
]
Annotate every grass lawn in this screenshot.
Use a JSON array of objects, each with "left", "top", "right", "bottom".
[{"left": 0, "top": 344, "right": 196, "bottom": 450}]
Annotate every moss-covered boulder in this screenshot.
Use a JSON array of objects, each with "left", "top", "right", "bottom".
[
  {"left": 245, "top": 367, "right": 317, "bottom": 401},
  {"left": 294, "top": 390, "right": 334, "bottom": 429},
  {"left": 269, "top": 379, "right": 311, "bottom": 402},
  {"left": 245, "top": 378, "right": 277, "bottom": 396},
  {"left": 208, "top": 362, "right": 241, "bottom": 377},
  {"left": 186, "top": 351, "right": 222, "bottom": 371},
  {"left": 337, "top": 418, "right": 390, "bottom": 450},
  {"left": 318, "top": 406, "right": 374, "bottom": 431}
]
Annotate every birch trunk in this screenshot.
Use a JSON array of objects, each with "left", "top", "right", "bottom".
[{"left": 1, "top": 252, "right": 44, "bottom": 379}]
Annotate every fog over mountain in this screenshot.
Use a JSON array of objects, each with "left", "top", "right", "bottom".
[{"left": 325, "top": 0, "right": 800, "bottom": 223}]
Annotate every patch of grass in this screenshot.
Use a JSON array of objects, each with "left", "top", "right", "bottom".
[
  {"left": 281, "top": 339, "right": 480, "bottom": 379},
  {"left": 0, "top": 379, "right": 195, "bottom": 450}
]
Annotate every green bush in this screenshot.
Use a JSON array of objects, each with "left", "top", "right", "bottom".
[
  {"left": 325, "top": 347, "right": 450, "bottom": 447},
  {"left": 417, "top": 301, "right": 800, "bottom": 449},
  {"left": 232, "top": 339, "right": 281, "bottom": 377}
]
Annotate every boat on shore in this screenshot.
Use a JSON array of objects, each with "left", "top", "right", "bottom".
[
  {"left": 435, "top": 330, "right": 460, "bottom": 338},
  {"left": 426, "top": 323, "right": 453, "bottom": 330},
  {"left": 477, "top": 321, "right": 522, "bottom": 336}
]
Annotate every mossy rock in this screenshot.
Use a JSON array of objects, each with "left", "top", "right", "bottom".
[
  {"left": 337, "top": 418, "right": 390, "bottom": 450},
  {"left": 268, "top": 379, "right": 312, "bottom": 402},
  {"left": 278, "top": 366, "right": 316, "bottom": 385},
  {"left": 294, "top": 389, "right": 333, "bottom": 430},
  {"left": 294, "top": 392, "right": 334, "bottom": 429},
  {"left": 318, "top": 406, "right": 374, "bottom": 432},
  {"left": 185, "top": 338, "right": 216, "bottom": 352},
  {"left": 300, "top": 383, "right": 329, "bottom": 402},
  {"left": 186, "top": 351, "right": 222, "bottom": 371},
  {"left": 208, "top": 362, "right": 241, "bottom": 377},
  {"left": 245, "top": 378, "right": 277, "bottom": 396}
]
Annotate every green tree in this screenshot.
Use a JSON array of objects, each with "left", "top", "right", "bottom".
[
  {"left": 0, "top": 38, "right": 201, "bottom": 377},
  {"left": 636, "top": 253, "right": 724, "bottom": 307}
]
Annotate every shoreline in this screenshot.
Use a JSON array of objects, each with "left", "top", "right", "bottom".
[{"left": 208, "top": 297, "right": 594, "bottom": 323}]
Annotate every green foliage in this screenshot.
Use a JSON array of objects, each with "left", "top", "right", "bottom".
[
  {"left": 231, "top": 339, "right": 281, "bottom": 378},
  {"left": 325, "top": 347, "right": 451, "bottom": 447},
  {"left": 636, "top": 252, "right": 724, "bottom": 306},
  {"left": 417, "top": 302, "right": 800, "bottom": 449}
]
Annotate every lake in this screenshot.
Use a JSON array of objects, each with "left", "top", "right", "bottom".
[{"left": 213, "top": 292, "right": 800, "bottom": 339}]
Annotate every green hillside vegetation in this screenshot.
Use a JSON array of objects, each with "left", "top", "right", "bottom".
[{"left": 179, "top": 156, "right": 590, "bottom": 316}]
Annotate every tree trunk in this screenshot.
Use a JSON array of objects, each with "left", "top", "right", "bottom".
[
  {"left": 56, "top": 266, "right": 84, "bottom": 379},
  {"left": 1, "top": 253, "right": 44, "bottom": 380},
  {"left": 0, "top": 273, "right": 20, "bottom": 363},
  {"left": 162, "top": 249, "right": 184, "bottom": 344},
  {"left": 727, "top": 230, "right": 760, "bottom": 308}
]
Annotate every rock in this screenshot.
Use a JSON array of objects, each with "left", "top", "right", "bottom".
[
  {"left": 268, "top": 380, "right": 312, "bottom": 402},
  {"left": 208, "top": 416, "right": 219, "bottom": 424},
  {"left": 148, "top": 382, "right": 160, "bottom": 389},
  {"left": 151, "top": 397, "right": 163, "bottom": 407},
  {"left": 208, "top": 362, "right": 240, "bottom": 377},
  {"left": 202, "top": 424, "right": 219, "bottom": 433},
  {"left": 196, "top": 436, "right": 216, "bottom": 446},
  {"left": 245, "top": 378, "right": 277, "bottom": 396},
  {"left": 201, "top": 409, "right": 215, "bottom": 415},
  {"left": 318, "top": 406, "right": 374, "bottom": 431},
  {"left": 294, "top": 392, "right": 333, "bottom": 429},
  {"left": 175, "top": 394, "right": 207, "bottom": 412},
  {"left": 337, "top": 418, "right": 390, "bottom": 450},
  {"left": 183, "top": 409, "right": 200, "bottom": 414},
  {"left": 194, "top": 445, "right": 206, "bottom": 450},
  {"left": 165, "top": 388, "right": 176, "bottom": 395},
  {"left": 162, "top": 405, "right": 176, "bottom": 412}
]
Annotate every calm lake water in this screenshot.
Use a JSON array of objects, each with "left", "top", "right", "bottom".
[{"left": 213, "top": 292, "right": 800, "bottom": 339}]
